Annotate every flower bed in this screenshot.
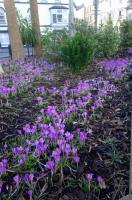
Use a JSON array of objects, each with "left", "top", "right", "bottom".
[{"left": 0, "top": 56, "right": 131, "bottom": 199}]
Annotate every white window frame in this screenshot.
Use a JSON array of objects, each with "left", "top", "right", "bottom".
[
  {"left": 51, "top": 9, "right": 63, "bottom": 24},
  {"left": 0, "top": 8, "right": 6, "bottom": 25}
]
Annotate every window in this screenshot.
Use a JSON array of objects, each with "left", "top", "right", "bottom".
[
  {"left": 50, "top": 6, "right": 68, "bottom": 25},
  {"left": 52, "top": 13, "right": 62, "bottom": 23},
  {"left": 0, "top": 8, "right": 6, "bottom": 25},
  {"left": 53, "top": 14, "right": 57, "bottom": 23},
  {"left": 57, "top": 14, "right": 62, "bottom": 22},
  {"left": 0, "top": 33, "right": 9, "bottom": 47},
  {"left": 51, "top": 9, "right": 63, "bottom": 24}
]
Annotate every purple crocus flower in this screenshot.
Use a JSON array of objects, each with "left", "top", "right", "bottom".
[
  {"left": 79, "top": 131, "right": 87, "bottom": 142},
  {"left": 97, "top": 176, "right": 106, "bottom": 189},
  {"left": 52, "top": 148, "right": 61, "bottom": 163},
  {"left": 97, "top": 176, "right": 103, "bottom": 182},
  {"left": 12, "top": 146, "right": 23, "bottom": 155},
  {"left": 40, "top": 108, "right": 45, "bottom": 114},
  {"left": 13, "top": 174, "right": 20, "bottom": 186},
  {"left": 65, "top": 143, "right": 71, "bottom": 155},
  {"left": 87, "top": 129, "right": 92, "bottom": 136},
  {"left": 46, "top": 106, "right": 57, "bottom": 116},
  {"left": 45, "top": 160, "right": 54, "bottom": 171},
  {"left": 73, "top": 156, "right": 80, "bottom": 163},
  {"left": 24, "top": 146, "right": 30, "bottom": 154},
  {"left": 57, "top": 139, "right": 66, "bottom": 151},
  {"left": 37, "top": 115, "right": 42, "bottom": 121},
  {"left": 36, "top": 96, "right": 43, "bottom": 102},
  {"left": 37, "top": 86, "right": 45, "bottom": 93},
  {"left": 72, "top": 147, "right": 77, "bottom": 155},
  {"left": 65, "top": 132, "right": 73, "bottom": 141},
  {"left": 18, "top": 154, "right": 26, "bottom": 165},
  {"left": 0, "top": 159, "right": 7, "bottom": 173},
  {"left": 86, "top": 173, "right": 94, "bottom": 182},
  {"left": 4, "top": 143, "right": 7, "bottom": 149},
  {"left": 27, "top": 189, "right": 32, "bottom": 197},
  {"left": 94, "top": 97, "right": 104, "bottom": 108},
  {"left": 23, "top": 124, "right": 37, "bottom": 134},
  {"left": 24, "top": 173, "right": 34, "bottom": 182},
  {"left": 18, "top": 159, "right": 24, "bottom": 165}
]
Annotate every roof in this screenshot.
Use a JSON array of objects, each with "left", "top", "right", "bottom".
[{"left": 49, "top": 6, "right": 68, "bottom": 10}]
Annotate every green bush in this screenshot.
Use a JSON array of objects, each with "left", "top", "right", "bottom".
[
  {"left": 60, "top": 19, "right": 95, "bottom": 72},
  {"left": 120, "top": 19, "right": 132, "bottom": 48},
  {"left": 42, "top": 28, "right": 69, "bottom": 61},
  {"left": 61, "top": 31, "right": 95, "bottom": 72},
  {"left": 71, "top": 18, "right": 95, "bottom": 34},
  {"left": 42, "top": 19, "right": 96, "bottom": 66},
  {"left": 17, "top": 10, "right": 36, "bottom": 46},
  {"left": 95, "top": 19, "right": 120, "bottom": 58}
]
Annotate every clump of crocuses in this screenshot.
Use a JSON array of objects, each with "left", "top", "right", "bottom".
[{"left": 0, "top": 56, "right": 129, "bottom": 198}]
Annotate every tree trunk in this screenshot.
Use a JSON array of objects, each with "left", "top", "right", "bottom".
[
  {"left": 94, "top": 0, "right": 99, "bottom": 30},
  {"left": 30, "top": 0, "right": 42, "bottom": 57},
  {"left": 4, "top": 0, "right": 24, "bottom": 60},
  {"left": 69, "top": 0, "right": 74, "bottom": 33}
]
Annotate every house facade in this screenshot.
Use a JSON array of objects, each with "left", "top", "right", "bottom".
[
  {"left": 126, "top": 0, "right": 132, "bottom": 19},
  {"left": 98, "top": 0, "right": 127, "bottom": 26},
  {"left": 83, "top": 0, "right": 131, "bottom": 27},
  {"left": 0, "top": 0, "right": 69, "bottom": 47}
]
